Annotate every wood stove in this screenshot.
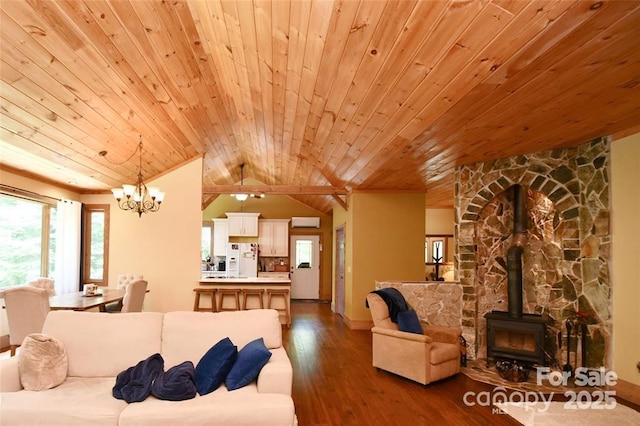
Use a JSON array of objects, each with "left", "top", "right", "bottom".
[{"left": 485, "top": 311, "right": 549, "bottom": 365}]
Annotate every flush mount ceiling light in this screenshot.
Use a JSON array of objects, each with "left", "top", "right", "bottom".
[
  {"left": 105, "top": 136, "right": 165, "bottom": 217},
  {"left": 231, "top": 163, "right": 265, "bottom": 202}
]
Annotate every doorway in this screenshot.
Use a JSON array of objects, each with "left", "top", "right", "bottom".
[
  {"left": 289, "top": 235, "right": 320, "bottom": 299},
  {"left": 335, "top": 226, "right": 345, "bottom": 317}
]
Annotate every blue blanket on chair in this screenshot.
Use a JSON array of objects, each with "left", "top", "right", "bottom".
[{"left": 367, "top": 287, "right": 408, "bottom": 323}]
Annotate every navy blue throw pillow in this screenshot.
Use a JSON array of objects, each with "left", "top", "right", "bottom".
[
  {"left": 225, "top": 337, "right": 272, "bottom": 391},
  {"left": 195, "top": 337, "right": 237, "bottom": 396},
  {"left": 397, "top": 310, "right": 423, "bottom": 335}
]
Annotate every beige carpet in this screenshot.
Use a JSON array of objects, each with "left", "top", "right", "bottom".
[{"left": 496, "top": 401, "right": 640, "bottom": 425}]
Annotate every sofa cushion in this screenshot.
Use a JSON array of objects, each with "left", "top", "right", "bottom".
[
  {"left": 194, "top": 337, "right": 237, "bottom": 395},
  {"left": 254, "top": 347, "right": 293, "bottom": 396},
  {"left": 397, "top": 310, "right": 423, "bottom": 335},
  {"left": 226, "top": 338, "right": 272, "bottom": 391},
  {"left": 42, "top": 311, "right": 164, "bottom": 378},
  {"left": 0, "top": 377, "right": 127, "bottom": 426},
  {"left": 18, "top": 333, "right": 68, "bottom": 391},
  {"left": 118, "top": 384, "right": 295, "bottom": 426},
  {"left": 161, "top": 310, "right": 281, "bottom": 368}
]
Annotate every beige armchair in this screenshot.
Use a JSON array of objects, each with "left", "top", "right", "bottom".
[
  {"left": 366, "top": 292, "right": 461, "bottom": 385},
  {"left": 27, "top": 277, "right": 55, "bottom": 296},
  {"left": 4, "top": 286, "right": 51, "bottom": 356}
]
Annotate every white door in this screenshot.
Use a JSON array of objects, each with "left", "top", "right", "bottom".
[{"left": 289, "top": 235, "right": 320, "bottom": 299}]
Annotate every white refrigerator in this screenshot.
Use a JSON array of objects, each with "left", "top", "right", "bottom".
[{"left": 226, "top": 243, "right": 258, "bottom": 278}]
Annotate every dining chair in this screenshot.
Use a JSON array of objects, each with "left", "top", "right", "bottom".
[
  {"left": 117, "top": 274, "right": 144, "bottom": 289},
  {"left": 27, "top": 277, "right": 56, "bottom": 296},
  {"left": 120, "top": 279, "right": 148, "bottom": 313},
  {"left": 105, "top": 273, "right": 144, "bottom": 312},
  {"left": 4, "top": 286, "right": 51, "bottom": 356}
]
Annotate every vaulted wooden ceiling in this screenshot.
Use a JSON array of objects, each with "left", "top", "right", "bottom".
[{"left": 1, "top": 0, "right": 639, "bottom": 214}]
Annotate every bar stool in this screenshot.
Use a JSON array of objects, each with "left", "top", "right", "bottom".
[
  {"left": 242, "top": 288, "right": 264, "bottom": 310},
  {"left": 193, "top": 288, "right": 217, "bottom": 312},
  {"left": 266, "top": 288, "right": 290, "bottom": 327},
  {"left": 218, "top": 288, "right": 241, "bottom": 311}
]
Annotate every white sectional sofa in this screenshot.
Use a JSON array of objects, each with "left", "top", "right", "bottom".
[{"left": 0, "top": 309, "right": 296, "bottom": 425}]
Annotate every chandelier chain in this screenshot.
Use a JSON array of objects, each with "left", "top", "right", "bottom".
[{"left": 109, "top": 136, "right": 164, "bottom": 217}]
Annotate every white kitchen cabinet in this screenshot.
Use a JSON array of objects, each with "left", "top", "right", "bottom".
[
  {"left": 258, "top": 219, "right": 290, "bottom": 256},
  {"left": 212, "top": 219, "right": 228, "bottom": 256},
  {"left": 226, "top": 212, "right": 260, "bottom": 237}
]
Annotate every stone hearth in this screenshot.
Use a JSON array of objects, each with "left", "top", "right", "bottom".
[{"left": 455, "top": 138, "right": 611, "bottom": 369}]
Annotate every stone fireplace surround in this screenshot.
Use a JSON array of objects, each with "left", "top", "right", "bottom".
[{"left": 455, "top": 137, "right": 611, "bottom": 369}]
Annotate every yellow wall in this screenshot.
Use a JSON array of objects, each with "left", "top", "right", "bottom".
[
  {"left": 611, "top": 133, "right": 640, "bottom": 386},
  {"left": 203, "top": 188, "right": 334, "bottom": 300},
  {"left": 425, "top": 208, "right": 454, "bottom": 234},
  {"left": 80, "top": 158, "right": 203, "bottom": 312},
  {"left": 341, "top": 192, "right": 426, "bottom": 326}
]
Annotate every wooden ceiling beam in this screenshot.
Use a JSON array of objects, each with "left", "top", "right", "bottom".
[
  {"left": 202, "top": 185, "right": 348, "bottom": 196},
  {"left": 331, "top": 194, "right": 348, "bottom": 211}
]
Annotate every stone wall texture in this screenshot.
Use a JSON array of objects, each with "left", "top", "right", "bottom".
[
  {"left": 455, "top": 137, "right": 611, "bottom": 368},
  {"left": 375, "top": 281, "right": 463, "bottom": 328}
]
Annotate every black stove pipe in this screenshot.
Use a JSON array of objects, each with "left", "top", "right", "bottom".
[{"left": 507, "top": 185, "right": 527, "bottom": 318}]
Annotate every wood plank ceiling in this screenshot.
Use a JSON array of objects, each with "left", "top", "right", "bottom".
[{"left": 1, "top": 0, "right": 639, "bottom": 214}]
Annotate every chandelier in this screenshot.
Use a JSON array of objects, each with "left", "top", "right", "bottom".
[
  {"left": 110, "top": 137, "right": 165, "bottom": 217},
  {"left": 231, "top": 163, "right": 264, "bottom": 201}
]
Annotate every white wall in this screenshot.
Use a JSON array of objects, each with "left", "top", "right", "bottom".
[{"left": 82, "top": 157, "right": 203, "bottom": 312}]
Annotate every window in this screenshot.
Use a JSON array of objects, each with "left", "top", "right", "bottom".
[
  {"left": 201, "top": 222, "right": 213, "bottom": 262},
  {"left": 0, "top": 193, "right": 56, "bottom": 287},
  {"left": 294, "top": 239, "right": 313, "bottom": 268},
  {"left": 82, "top": 205, "right": 109, "bottom": 286}
]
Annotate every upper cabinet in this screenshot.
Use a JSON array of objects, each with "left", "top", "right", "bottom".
[
  {"left": 226, "top": 212, "right": 260, "bottom": 237},
  {"left": 258, "top": 219, "right": 290, "bottom": 257},
  {"left": 212, "top": 219, "right": 228, "bottom": 256}
]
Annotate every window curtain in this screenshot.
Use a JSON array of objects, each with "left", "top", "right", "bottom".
[{"left": 54, "top": 199, "right": 81, "bottom": 295}]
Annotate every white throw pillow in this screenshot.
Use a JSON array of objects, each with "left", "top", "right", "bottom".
[{"left": 18, "top": 333, "right": 68, "bottom": 391}]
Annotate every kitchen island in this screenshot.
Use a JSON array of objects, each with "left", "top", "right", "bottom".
[
  {"left": 199, "top": 277, "right": 291, "bottom": 285},
  {"left": 198, "top": 277, "right": 291, "bottom": 325}
]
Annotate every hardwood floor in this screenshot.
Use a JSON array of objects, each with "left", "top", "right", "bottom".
[{"left": 283, "top": 301, "right": 519, "bottom": 426}]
